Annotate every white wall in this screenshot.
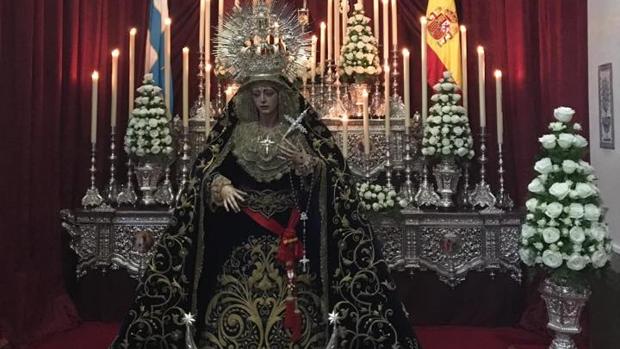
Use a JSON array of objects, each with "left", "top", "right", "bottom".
[{"left": 588, "top": 0, "right": 620, "bottom": 254}]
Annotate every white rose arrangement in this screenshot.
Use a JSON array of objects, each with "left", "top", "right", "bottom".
[
  {"left": 520, "top": 106, "right": 611, "bottom": 282},
  {"left": 338, "top": 3, "right": 382, "bottom": 82},
  {"left": 421, "top": 72, "right": 474, "bottom": 160},
  {"left": 124, "top": 74, "right": 174, "bottom": 158},
  {"left": 356, "top": 182, "right": 406, "bottom": 212}
]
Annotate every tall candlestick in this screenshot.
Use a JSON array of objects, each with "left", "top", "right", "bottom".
[
  {"left": 205, "top": 63, "right": 212, "bottom": 137},
  {"left": 218, "top": 0, "right": 224, "bottom": 35},
  {"left": 164, "top": 18, "right": 172, "bottom": 113},
  {"left": 342, "top": 114, "right": 348, "bottom": 158},
  {"left": 320, "top": 22, "right": 326, "bottom": 76},
  {"left": 182, "top": 47, "right": 189, "bottom": 128},
  {"left": 382, "top": 0, "right": 389, "bottom": 65},
  {"left": 460, "top": 25, "right": 468, "bottom": 111},
  {"left": 200, "top": 0, "right": 206, "bottom": 51},
  {"left": 403, "top": 48, "right": 411, "bottom": 132},
  {"left": 477, "top": 46, "right": 486, "bottom": 128},
  {"left": 391, "top": 0, "right": 398, "bottom": 50},
  {"left": 129, "top": 28, "right": 137, "bottom": 113},
  {"left": 311, "top": 35, "right": 318, "bottom": 81},
  {"left": 421, "top": 16, "right": 428, "bottom": 122},
  {"left": 110, "top": 49, "right": 119, "bottom": 128},
  {"left": 373, "top": 0, "right": 379, "bottom": 41},
  {"left": 334, "top": 0, "right": 340, "bottom": 65},
  {"left": 328, "top": 0, "right": 333, "bottom": 62},
  {"left": 495, "top": 70, "right": 503, "bottom": 145},
  {"left": 205, "top": 0, "right": 211, "bottom": 63},
  {"left": 91, "top": 71, "right": 99, "bottom": 144},
  {"left": 362, "top": 89, "right": 370, "bottom": 155},
  {"left": 384, "top": 64, "right": 390, "bottom": 136},
  {"left": 342, "top": 2, "right": 348, "bottom": 43}
]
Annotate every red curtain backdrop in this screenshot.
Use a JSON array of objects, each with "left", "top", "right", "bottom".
[{"left": 0, "top": 0, "right": 587, "bottom": 346}]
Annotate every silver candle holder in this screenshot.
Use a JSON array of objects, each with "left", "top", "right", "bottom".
[
  {"left": 81, "top": 143, "right": 104, "bottom": 208},
  {"left": 385, "top": 133, "right": 393, "bottom": 189},
  {"left": 117, "top": 158, "right": 138, "bottom": 206},
  {"left": 400, "top": 131, "right": 416, "bottom": 205},
  {"left": 178, "top": 127, "right": 191, "bottom": 193},
  {"left": 104, "top": 127, "right": 120, "bottom": 205},
  {"left": 414, "top": 156, "right": 440, "bottom": 207},
  {"left": 469, "top": 127, "right": 497, "bottom": 210},
  {"left": 154, "top": 166, "right": 174, "bottom": 207},
  {"left": 495, "top": 143, "right": 514, "bottom": 210},
  {"left": 391, "top": 48, "right": 402, "bottom": 103}
]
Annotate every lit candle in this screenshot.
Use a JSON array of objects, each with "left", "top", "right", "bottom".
[
  {"left": 182, "top": 47, "right": 189, "bottom": 128},
  {"left": 334, "top": 0, "right": 340, "bottom": 65},
  {"left": 342, "top": 114, "right": 349, "bottom": 159},
  {"left": 205, "top": 63, "right": 212, "bottom": 137},
  {"left": 218, "top": 0, "right": 224, "bottom": 35},
  {"left": 382, "top": 0, "right": 389, "bottom": 65},
  {"left": 384, "top": 64, "right": 390, "bottom": 136},
  {"left": 460, "top": 25, "right": 468, "bottom": 111},
  {"left": 362, "top": 89, "right": 370, "bottom": 155},
  {"left": 391, "top": 0, "right": 398, "bottom": 50},
  {"left": 91, "top": 71, "right": 99, "bottom": 144},
  {"left": 328, "top": 0, "right": 333, "bottom": 62},
  {"left": 110, "top": 49, "right": 119, "bottom": 128},
  {"left": 311, "top": 35, "right": 318, "bottom": 81},
  {"left": 320, "top": 22, "right": 326, "bottom": 76},
  {"left": 373, "top": 0, "right": 379, "bottom": 41},
  {"left": 199, "top": 0, "right": 205, "bottom": 51},
  {"left": 205, "top": 0, "right": 211, "bottom": 63},
  {"left": 129, "top": 28, "right": 137, "bottom": 113},
  {"left": 420, "top": 16, "right": 428, "bottom": 122},
  {"left": 494, "top": 70, "right": 503, "bottom": 145},
  {"left": 164, "top": 18, "right": 172, "bottom": 113},
  {"left": 402, "top": 48, "right": 410, "bottom": 133},
  {"left": 477, "top": 46, "right": 486, "bottom": 128}
]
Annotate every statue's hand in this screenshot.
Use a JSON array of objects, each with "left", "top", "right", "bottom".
[
  {"left": 278, "top": 138, "right": 317, "bottom": 176},
  {"left": 220, "top": 184, "right": 247, "bottom": 213}
]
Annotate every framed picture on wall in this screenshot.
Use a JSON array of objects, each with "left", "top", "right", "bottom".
[{"left": 598, "top": 63, "right": 615, "bottom": 149}]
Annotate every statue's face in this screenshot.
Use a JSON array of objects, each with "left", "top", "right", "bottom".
[{"left": 251, "top": 84, "right": 279, "bottom": 117}]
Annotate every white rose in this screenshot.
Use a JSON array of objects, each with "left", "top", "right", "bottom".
[
  {"left": 454, "top": 138, "right": 465, "bottom": 147},
  {"left": 441, "top": 127, "right": 450, "bottom": 136},
  {"left": 430, "top": 95, "right": 440, "bottom": 102},
  {"left": 539, "top": 134, "right": 557, "bottom": 149},
  {"left": 542, "top": 227, "right": 561, "bottom": 243},
  {"left": 574, "top": 183, "right": 596, "bottom": 199},
  {"left": 354, "top": 66, "right": 364, "bottom": 74},
  {"left": 573, "top": 123, "right": 583, "bottom": 131},
  {"left": 366, "top": 66, "right": 376, "bottom": 75},
  {"left": 557, "top": 133, "right": 575, "bottom": 149},
  {"left": 519, "top": 248, "right": 536, "bottom": 266},
  {"left": 534, "top": 158, "right": 554, "bottom": 175},
  {"left": 562, "top": 160, "right": 578, "bottom": 174},
  {"left": 584, "top": 204, "right": 601, "bottom": 221},
  {"left": 589, "top": 223, "right": 608, "bottom": 241},
  {"left": 424, "top": 147, "right": 436, "bottom": 156},
  {"left": 450, "top": 115, "right": 460, "bottom": 123},
  {"left": 568, "top": 203, "right": 584, "bottom": 219},
  {"left": 148, "top": 119, "right": 158, "bottom": 128},
  {"left": 525, "top": 198, "right": 539, "bottom": 213},
  {"left": 573, "top": 135, "right": 588, "bottom": 148},
  {"left": 566, "top": 254, "right": 587, "bottom": 271},
  {"left": 430, "top": 127, "right": 440, "bottom": 136},
  {"left": 542, "top": 250, "right": 563, "bottom": 268},
  {"left": 591, "top": 249, "right": 609, "bottom": 268},
  {"left": 544, "top": 202, "right": 564, "bottom": 219},
  {"left": 569, "top": 226, "right": 586, "bottom": 244},
  {"left": 553, "top": 106, "right": 575, "bottom": 123},
  {"left": 549, "top": 182, "right": 570, "bottom": 200},
  {"left": 428, "top": 136, "right": 438, "bottom": 145},
  {"left": 372, "top": 203, "right": 380, "bottom": 211},
  {"left": 345, "top": 67, "right": 354, "bottom": 75},
  {"left": 579, "top": 160, "right": 594, "bottom": 174},
  {"left": 549, "top": 122, "right": 566, "bottom": 132},
  {"left": 528, "top": 178, "right": 545, "bottom": 193},
  {"left": 440, "top": 95, "right": 449, "bottom": 102},
  {"left": 442, "top": 146, "right": 451, "bottom": 155},
  {"left": 521, "top": 224, "right": 537, "bottom": 238},
  {"left": 454, "top": 147, "right": 466, "bottom": 157},
  {"left": 453, "top": 126, "right": 464, "bottom": 135}
]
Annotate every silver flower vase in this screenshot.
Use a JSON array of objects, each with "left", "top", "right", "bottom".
[
  {"left": 540, "top": 277, "right": 591, "bottom": 349},
  {"left": 432, "top": 157, "right": 461, "bottom": 208},
  {"left": 134, "top": 158, "right": 166, "bottom": 206}
]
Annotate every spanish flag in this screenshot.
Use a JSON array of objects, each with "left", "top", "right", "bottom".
[{"left": 426, "top": 0, "right": 462, "bottom": 86}]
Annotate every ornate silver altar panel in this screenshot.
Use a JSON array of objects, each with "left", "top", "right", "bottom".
[
  {"left": 371, "top": 209, "right": 522, "bottom": 287},
  {"left": 60, "top": 208, "right": 173, "bottom": 279}
]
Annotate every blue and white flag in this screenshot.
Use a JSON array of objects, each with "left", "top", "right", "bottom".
[{"left": 145, "top": 0, "right": 172, "bottom": 110}]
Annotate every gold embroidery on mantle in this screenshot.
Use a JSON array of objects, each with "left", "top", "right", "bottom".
[
  {"left": 200, "top": 235, "right": 325, "bottom": 348},
  {"left": 240, "top": 188, "right": 295, "bottom": 218}
]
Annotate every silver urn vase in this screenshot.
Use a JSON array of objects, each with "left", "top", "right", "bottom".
[
  {"left": 540, "top": 277, "right": 591, "bottom": 349},
  {"left": 432, "top": 157, "right": 461, "bottom": 208},
  {"left": 349, "top": 82, "right": 369, "bottom": 117},
  {"left": 134, "top": 158, "right": 166, "bottom": 206}
]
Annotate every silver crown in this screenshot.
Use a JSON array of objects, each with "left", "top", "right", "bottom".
[{"left": 215, "top": 0, "right": 310, "bottom": 85}]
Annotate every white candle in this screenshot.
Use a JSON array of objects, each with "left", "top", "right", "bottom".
[
  {"left": 311, "top": 35, "right": 318, "bottom": 81},
  {"left": 334, "top": 0, "right": 340, "bottom": 65},
  {"left": 91, "top": 71, "right": 99, "bottom": 144},
  {"left": 391, "top": 0, "right": 398, "bottom": 50},
  {"left": 164, "top": 18, "right": 172, "bottom": 114},
  {"left": 110, "top": 49, "right": 119, "bottom": 128},
  {"left": 384, "top": 64, "right": 390, "bottom": 136},
  {"left": 342, "top": 2, "right": 348, "bottom": 44},
  {"left": 129, "top": 28, "right": 137, "bottom": 113},
  {"left": 218, "top": 0, "right": 224, "bottom": 35},
  {"left": 373, "top": 0, "right": 379, "bottom": 41},
  {"left": 362, "top": 89, "right": 370, "bottom": 155},
  {"left": 421, "top": 16, "right": 428, "bottom": 122},
  {"left": 460, "top": 25, "right": 468, "bottom": 111},
  {"left": 205, "top": 59, "right": 211, "bottom": 110},
  {"left": 477, "top": 46, "right": 486, "bottom": 128},
  {"left": 182, "top": 47, "right": 189, "bottom": 128},
  {"left": 382, "top": 0, "right": 389, "bottom": 65},
  {"left": 402, "top": 48, "right": 410, "bottom": 133},
  {"left": 320, "top": 22, "right": 326, "bottom": 76},
  {"left": 199, "top": 0, "right": 206, "bottom": 51},
  {"left": 495, "top": 70, "right": 503, "bottom": 145},
  {"left": 328, "top": 0, "right": 333, "bottom": 62},
  {"left": 205, "top": 0, "right": 211, "bottom": 63},
  {"left": 205, "top": 63, "right": 212, "bottom": 137},
  {"left": 342, "top": 114, "right": 348, "bottom": 159}
]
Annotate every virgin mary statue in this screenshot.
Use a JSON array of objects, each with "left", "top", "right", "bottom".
[{"left": 110, "top": 2, "right": 419, "bottom": 348}]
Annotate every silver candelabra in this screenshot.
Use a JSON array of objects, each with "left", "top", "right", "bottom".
[
  {"left": 104, "top": 127, "right": 120, "bottom": 205},
  {"left": 117, "top": 158, "right": 138, "bottom": 206},
  {"left": 82, "top": 143, "right": 104, "bottom": 208},
  {"left": 469, "top": 127, "right": 497, "bottom": 210},
  {"left": 495, "top": 143, "right": 514, "bottom": 210}
]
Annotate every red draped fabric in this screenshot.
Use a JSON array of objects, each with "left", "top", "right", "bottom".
[{"left": 0, "top": 0, "right": 587, "bottom": 346}]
